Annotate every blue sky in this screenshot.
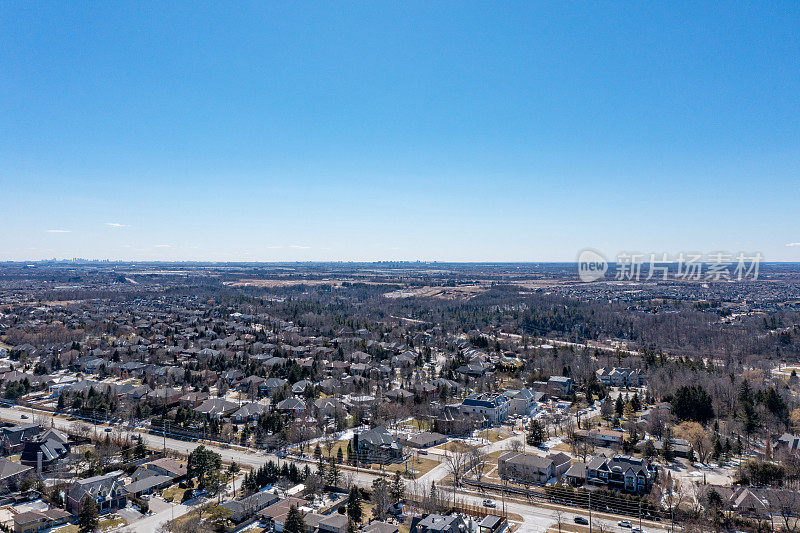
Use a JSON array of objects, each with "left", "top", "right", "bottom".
[{"left": 1, "top": 2, "right": 798, "bottom": 261}]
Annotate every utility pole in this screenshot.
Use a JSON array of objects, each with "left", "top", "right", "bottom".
[
  {"left": 638, "top": 500, "right": 642, "bottom": 531},
  {"left": 501, "top": 479, "right": 506, "bottom": 517},
  {"left": 588, "top": 491, "right": 592, "bottom": 533}
]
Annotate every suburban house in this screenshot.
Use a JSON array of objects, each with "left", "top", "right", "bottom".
[
  {"left": 0, "top": 457, "right": 33, "bottom": 491},
  {"left": 132, "top": 457, "right": 187, "bottom": 481},
  {"left": 352, "top": 426, "right": 404, "bottom": 464},
  {"left": 123, "top": 474, "right": 173, "bottom": 499},
  {"left": 20, "top": 429, "right": 69, "bottom": 472},
  {"left": 231, "top": 402, "right": 269, "bottom": 424},
  {"left": 459, "top": 393, "right": 510, "bottom": 425},
  {"left": 497, "top": 451, "right": 571, "bottom": 485},
  {"left": 195, "top": 398, "right": 239, "bottom": 419},
  {"left": 221, "top": 491, "right": 280, "bottom": 523},
  {"left": 0, "top": 424, "right": 41, "bottom": 455},
  {"left": 585, "top": 455, "right": 656, "bottom": 494},
  {"left": 504, "top": 388, "right": 544, "bottom": 415},
  {"left": 318, "top": 513, "right": 349, "bottom": 533},
  {"left": 411, "top": 513, "right": 467, "bottom": 533},
  {"left": 258, "top": 497, "right": 308, "bottom": 532},
  {"left": 574, "top": 428, "right": 625, "bottom": 448},
  {"left": 636, "top": 437, "right": 693, "bottom": 458},
  {"left": 595, "top": 368, "right": 646, "bottom": 388},
  {"left": 564, "top": 461, "right": 587, "bottom": 486},
  {"left": 179, "top": 391, "right": 209, "bottom": 408},
  {"left": 547, "top": 376, "right": 573, "bottom": 398},
  {"left": 13, "top": 508, "right": 70, "bottom": 533},
  {"left": 402, "top": 432, "right": 447, "bottom": 449},
  {"left": 67, "top": 471, "right": 127, "bottom": 514},
  {"left": 275, "top": 397, "right": 307, "bottom": 417},
  {"left": 363, "top": 522, "right": 401, "bottom": 533},
  {"left": 773, "top": 432, "right": 800, "bottom": 454}
]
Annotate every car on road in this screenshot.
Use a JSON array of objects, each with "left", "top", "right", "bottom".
[
  {"left": 483, "top": 499, "right": 496, "bottom": 508},
  {"left": 104, "top": 427, "right": 112, "bottom": 432},
  {"left": 20, "top": 414, "right": 28, "bottom": 419},
  {"left": 618, "top": 521, "right": 632, "bottom": 528},
  {"left": 574, "top": 517, "right": 589, "bottom": 525},
  {"left": 632, "top": 527, "right": 643, "bottom": 533},
  {"left": 418, "top": 450, "right": 428, "bottom": 455}
]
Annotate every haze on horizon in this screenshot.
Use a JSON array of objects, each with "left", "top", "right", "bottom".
[{"left": 2, "top": 2, "right": 799, "bottom": 262}]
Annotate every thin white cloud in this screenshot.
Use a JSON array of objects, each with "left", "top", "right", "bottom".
[
  {"left": 786, "top": 243, "right": 800, "bottom": 247},
  {"left": 105, "top": 222, "right": 130, "bottom": 228},
  {"left": 46, "top": 229, "right": 71, "bottom": 233},
  {"left": 289, "top": 245, "right": 310, "bottom": 249},
  {"left": 154, "top": 244, "right": 172, "bottom": 248}
]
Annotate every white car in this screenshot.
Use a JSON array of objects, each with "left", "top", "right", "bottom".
[
  {"left": 483, "top": 499, "right": 496, "bottom": 508},
  {"left": 618, "top": 521, "right": 632, "bottom": 528},
  {"left": 632, "top": 527, "right": 644, "bottom": 533}
]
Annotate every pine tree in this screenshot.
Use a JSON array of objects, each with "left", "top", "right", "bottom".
[
  {"left": 615, "top": 395, "right": 624, "bottom": 417},
  {"left": 78, "top": 496, "right": 99, "bottom": 533},
  {"left": 284, "top": 505, "right": 306, "bottom": 533},
  {"left": 631, "top": 393, "right": 641, "bottom": 412},
  {"left": 325, "top": 458, "right": 340, "bottom": 487},
  {"left": 347, "top": 486, "right": 363, "bottom": 524},
  {"left": 527, "top": 420, "right": 545, "bottom": 447},
  {"left": 390, "top": 470, "right": 405, "bottom": 501},
  {"left": 134, "top": 435, "right": 147, "bottom": 459}
]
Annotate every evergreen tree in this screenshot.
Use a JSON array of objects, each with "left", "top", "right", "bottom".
[
  {"left": 527, "top": 420, "right": 545, "bottom": 447},
  {"left": 347, "top": 486, "right": 363, "bottom": 524},
  {"left": 390, "top": 470, "right": 405, "bottom": 501},
  {"left": 284, "top": 505, "right": 306, "bottom": 533},
  {"left": 614, "top": 395, "right": 624, "bottom": 417},
  {"left": 78, "top": 496, "right": 99, "bottom": 533},
  {"left": 662, "top": 428, "right": 675, "bottom": 462},
  {"left": 325, "top": 458, "right": 340, "bottom": 487},
  {"left": 630, "top": 393, "right": 641, "bottom": 412},
  {"left": 134, "top": 435, "right": 147, "bottom": 459}
]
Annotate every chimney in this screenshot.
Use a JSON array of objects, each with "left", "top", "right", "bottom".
[{"left": 37, "top": 450, "right": 43, "bottom": 473}]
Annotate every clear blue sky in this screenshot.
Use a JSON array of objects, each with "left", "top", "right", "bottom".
[{"left": 1, "top": 2, "right": 798, "bottom": 261}]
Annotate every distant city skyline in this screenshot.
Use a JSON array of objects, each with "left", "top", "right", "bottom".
[{"left": 2, "top": 2, "right": 799, "bottom": 261}]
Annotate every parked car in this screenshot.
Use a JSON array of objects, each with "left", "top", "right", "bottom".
[
  {"left": 20, "top": 414, "right": 28, "bottom": 419},
  {"left": 574, "top": 517, "right": 589, "bottom": 525},
  {"left": 483, "top": 499, "right": 496, "bottom": 508},
  {"left": 418, "top": 450, "right": 428, "bottom": 455},
  {"left": 618, "top": 521, "right": 632, "bottom": 528},
  {"left": 632, "top": 527, "right": 644, "bottom": 533}
]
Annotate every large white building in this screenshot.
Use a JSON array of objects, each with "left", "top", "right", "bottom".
[{"left": 459, "top": 392, "right": 510, "bottom": 424}]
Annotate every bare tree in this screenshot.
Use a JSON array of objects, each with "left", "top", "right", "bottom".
[
  {"left": 468, "top": 445, "right": 488, "bottom": 482},
  {"left": 507, "top": 439, "right": 524, "bottom": 453},
  {"left": 554, "top": 509, "right": 565, "bottom": 533},
  {"left": 443, "top": 443, "right": 470, "bottom": 505}
]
